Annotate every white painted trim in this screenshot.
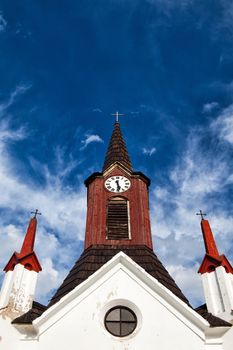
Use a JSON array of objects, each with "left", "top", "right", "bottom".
[
  {"left": 127, "top": 200, "right": 131, "bottom": 239},
  {"left": 32, "top": 252, "right": 218, "bottom": 339},
  {"left": 103, "top": 163, "right": 132, "bottom": 177}
]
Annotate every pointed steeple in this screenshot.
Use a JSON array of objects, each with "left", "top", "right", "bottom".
[
  {"left": 200, "top": 219, "right": 220, "bottom": 259},
  {"left": 4, "top": 215, "right": 42, "bottom": 273},
  {"left": 19, "top": 217, "right": 37, "bottom": 257},
  {"left": 198, "top": 218, "right": 233, "bottom": 274},
  {"left": 103, "top": 122, "right": 132, "bottom": 172}
]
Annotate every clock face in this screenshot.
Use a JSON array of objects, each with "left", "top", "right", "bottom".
[{"left": 105, "top": 176, "right": 131, "bottom": 193}]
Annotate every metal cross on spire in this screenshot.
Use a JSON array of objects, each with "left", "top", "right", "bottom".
[
  {"left": 31, "top": 209, "right": 42, "bottom": 218},
  {"left": 111, "top": 111, "right": 124, "bottom": 123},
  {"left": 196, "top": 209, "right": 207, "bottom": 220}
]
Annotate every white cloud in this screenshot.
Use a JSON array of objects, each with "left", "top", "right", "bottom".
[
  {"left": 150, "top": 105, "right": 233, "bottom": 305},
  {"left": 80, "top": 134, "right": 103, "bottom": 149},
  {"left": 0, "top": 119, "right": 27, "bottom": 143},
  {"left": 0, "top": 84, "right": 31, "bottom": 116},
  {"left": 211, "top": 104, "right": 233, "bottom": 145},
  {"left": 202, "top": 102, "right": 219, "bottom": 114},
  {"left": 92, "top": 108, "right": 102, "bottom": 113},
  {"left": 0, "top": 13, "right": 7, "bottom": 32},
  {"left": 167, "top": 264, "right": 204, "bottom": 306},
  {"left": 143, "top": 147, "right": 156, "bottom": 156},
  {"left": 0, "top": 88, "right": 87, "bottom": 304},
  {"left": 35, "top": 257, "right": 67, "bottom": 304}
]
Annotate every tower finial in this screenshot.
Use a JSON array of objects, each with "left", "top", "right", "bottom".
[
  {"left": 196, "top": 210, "right": 207, "bottom": 221},
  {"left": 31, "top": 209, "right": 42, "bottom": 219},
  {"left": 111, "top": 111, "right": 124, "bottom": 123}
]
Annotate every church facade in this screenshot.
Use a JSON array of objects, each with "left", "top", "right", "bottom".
[{"left": 0, "top": 121, "right": 233, "bottom": 349}]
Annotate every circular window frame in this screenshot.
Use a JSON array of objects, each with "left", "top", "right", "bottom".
[{"left": 104, "top": 305, "right": 137, "bottom": 338}]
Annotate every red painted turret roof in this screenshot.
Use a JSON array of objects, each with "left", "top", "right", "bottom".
[
  {"left": 201, "top": 219, "right": 220, "bottom": 259},
  {"left": 103, "top": 122, "right": 132, "bottom": 172},
  {"left": 198, "top": 219, "right": 233, "bottom": 274},
  {"left": 19, "top": 217, "right": 37, "bottom": 256},
  {"left": 4, "top": 216, "right": 42, "bottom": 273}
]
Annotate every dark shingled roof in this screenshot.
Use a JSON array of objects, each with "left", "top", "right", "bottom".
[
  {"left": 103, "top": 122, "right": 132, "bottom": 172},
  {"left": 12, "top": 301, "right": 46, "bottom": 324},
  {"left": 195, "top": 304, "right": 232, "bottom": 327},
  {"left": 48, "top": 245, "right": 190, "bottom": 307}
]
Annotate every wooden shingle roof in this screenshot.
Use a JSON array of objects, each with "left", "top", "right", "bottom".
[
  {"left": 48, "top": 245, "right": 190, "bottom": 307},
  {"left": 103, "top": 122, "right": 132, "bottom": 172},
  {"left": 12, "top": 301, "right": 46, "bottom": 324},
  {"left": 195, "top": 304, "right": 232, "bottom": 327}
]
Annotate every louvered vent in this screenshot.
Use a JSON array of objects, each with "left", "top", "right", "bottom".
[{"left": 107, "top": 198, "right": 129, "bottom": 240}]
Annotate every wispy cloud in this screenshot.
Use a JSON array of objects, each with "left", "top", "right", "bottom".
[
  {"left": 0, "top": 84, "right": 31, "bottom": 116},
  {"left": 0, "top": 119, "right": 27, "bottom": 143},
  {"left": 211, "top": 104, "right": 233, "bottom": 145},
  {"left": 80, "top": 134, "right": 103, "bottom": 150},
  {"left": 0, "top": 88, "right": 86, "bottom": 304},
  {"left": 150, "top": 104, "right": 233, "bottom": 306},
  {"left": 92, "top": 108, "right": 102, "bottom": 113},
  {"left": 202, "top": 102, "right": 219, "bottom": 114},
  {"left": 143, "top": 147, "right": 156, "bottom": 156},
  {"left": 0, "top": 12, "right": 7, "bottom": 32},
  {"left": 140, "top": 104, "right": 155, "bottom": 112}
]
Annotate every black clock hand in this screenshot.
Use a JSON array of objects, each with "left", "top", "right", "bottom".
[{"left": 115, "top": 180, "right": 121, "bottom": 192}]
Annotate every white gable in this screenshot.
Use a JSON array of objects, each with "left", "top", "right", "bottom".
[{"left": 8, "top": 252, "right": 229, "bottom": 350}]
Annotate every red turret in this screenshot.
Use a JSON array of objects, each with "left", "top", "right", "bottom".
[
  {"left": 4, "top": 216, "right": 42, "bottom": 273},
  {"left": 198, "top": 218, "right": 233, "bottom": 274}
]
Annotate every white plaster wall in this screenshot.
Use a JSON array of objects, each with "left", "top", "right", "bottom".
[
  {"left": 0, "top": 270, "right": 14, "bottom": 308},
  {"left": 202, "top": 267, "right": 233, "bottom": 321},
  {"left": 35, "top": 268, "right": 205, "bottom": 350},
  {"left": 0, "top": 316, "right": 20, "bottom": 350},
  {"left": 10, "top": 264, "right": 37, "bottom": 313},
  {"left": 222, "top": 326, "right": 233, "bottom": 350},
  {"left": 0, "top": 264, "right": 38, "bottom": 320}
]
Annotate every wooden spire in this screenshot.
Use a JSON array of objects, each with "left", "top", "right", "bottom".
[{"left": 103, "top": 122, "right": 132, "bottom": 172}]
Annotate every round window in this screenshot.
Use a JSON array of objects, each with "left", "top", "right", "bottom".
[{"left": 104, "top": 306, "right": 137, "bottom": 337}]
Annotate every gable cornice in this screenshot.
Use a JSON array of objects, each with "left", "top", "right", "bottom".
[{"left": 18, "top": 252, "right": 230, "bottom": 340}]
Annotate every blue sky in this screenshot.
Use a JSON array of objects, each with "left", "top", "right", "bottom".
[{"left": 0, "top": 0, "right": 233, "bottom": 307}]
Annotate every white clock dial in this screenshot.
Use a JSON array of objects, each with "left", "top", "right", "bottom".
[{"left": 105, "top": 176, "right": 131, "bottom": 193}]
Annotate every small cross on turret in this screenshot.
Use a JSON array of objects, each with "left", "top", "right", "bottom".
[
  {"left": 31, "top": 209, "right": 42, "bottom": 218},
  {"left": 196, "top": 209, "right": 206, "bottom": 221}
]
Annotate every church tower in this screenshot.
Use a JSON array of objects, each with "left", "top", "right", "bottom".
[
  {"left": 84, "top": 120, "right": 153, "bottom": 249},
  {"left": 198, "top": 214, "right": 233, "bottom": 322},
  {"left": 47, "top": 120, "right": 189, "bottom": 307},
  {"left": 0, "top": 212, "right": 41, "bottom": 316}
]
